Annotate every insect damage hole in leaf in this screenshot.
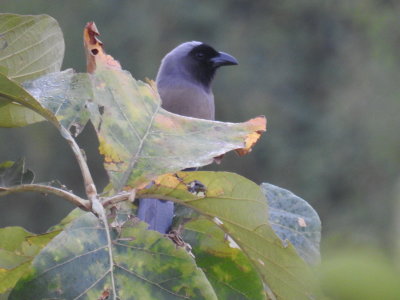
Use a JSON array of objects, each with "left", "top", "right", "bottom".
[{"left": 139, "top": 171, "right": 318, "bottom": 300}]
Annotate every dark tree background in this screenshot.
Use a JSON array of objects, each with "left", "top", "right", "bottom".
[{"left": 1, "top": 0, "right": 400, "bottom": 256}]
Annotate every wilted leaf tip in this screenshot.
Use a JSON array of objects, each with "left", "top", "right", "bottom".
[
  {"left": 85, "top": 22, "right": 101, "bottom": 44},
  {"left": 235, "top": 115, "right": 267, "bottom": 156},
  {"left": 83, "top": 21, "right": 121, "bottom": 73}
]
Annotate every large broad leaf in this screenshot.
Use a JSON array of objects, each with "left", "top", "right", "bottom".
[
  {"left": 0, "top": 209, "right": 85, "bottom": 299},
  {"left": 0, "top": 14, "right": 65, "bottom": 127},
  {"left": 10, "top": 211, "right": 218, "bottom": 300},
  {"left": 0, "top": 227, "right": 60, "bottom": 295},
  {"left": 179, "top": 216, "right": 266, "bottom": 300},
  {"left": 84, "top": 22, "right": 266, "bottom": 191},
  {"left": 0, "top": 101, "right": 44, "bottom": 127},
  {"left": 137, "top": 171, "right": 317, "bottom": 300},
  {"left": 0, "top": 14, "right": 64, "bottom": 83},
  {"left": 0, "top": 70, "right": 91, "bottom": 134},
  {"left": 0, "top": 72, "right": 58, "bottom": 127},
  {"left": 0, "top": 159, "right": 34, "bottom": 188},
  {"left": 262, "top": 183, "right": 321, "bottom": 265}
]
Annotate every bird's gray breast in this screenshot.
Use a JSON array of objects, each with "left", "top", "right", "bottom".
[{"left": 158, "top": 80, "right": 215, "bottom": 120}]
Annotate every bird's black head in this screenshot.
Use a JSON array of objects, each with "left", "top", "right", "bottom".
[{"left": 186, "top": 43, "right": 238, "bottom": 88}]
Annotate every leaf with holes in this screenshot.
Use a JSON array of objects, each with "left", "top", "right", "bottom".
[
  {"left": 262, "top": 183, "right": 321, "bottom": 265},
  {"left": 10, "top": 212, "right": 217, "bottom": 300},
  {"left": 0, "top": 13, "right": 65, "bottom": 127},
  {"left": 84, "top": 22, "right": 266, "bottom": 191},
  {"left": 137, "top": 171, "right": 318, "bottom": 300}
]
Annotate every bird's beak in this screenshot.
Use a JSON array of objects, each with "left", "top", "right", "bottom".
[{"left": 211, "top": 51, "right": 238, "bottom": 67}]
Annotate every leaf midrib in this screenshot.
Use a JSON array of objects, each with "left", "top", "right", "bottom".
[{"left": 117, "top": 103, "right": 160, "bottom": 191}]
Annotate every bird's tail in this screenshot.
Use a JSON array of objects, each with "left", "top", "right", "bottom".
[
  {"left": 137, "top": 198, "right": 174, "bottom": 234},
  {"left": 137, "top": 168, "right": 196, "bottom": 233}
]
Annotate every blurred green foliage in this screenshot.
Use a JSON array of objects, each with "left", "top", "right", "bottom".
[
  {"left": 319, "top": 248, "right": 400, "bottom": 299},
  {"left": 1, "top": 0, "right": 400, "bottom": 265}
]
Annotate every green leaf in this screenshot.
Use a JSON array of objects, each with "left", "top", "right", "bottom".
[
  {"left": 0, "top": 13, "right": 68, "bottom": 128},
  {"left": 0, "top": 159, "right": 34, "bottom": 188},
  {"left": 0, "top": 14, "right": 64, "bottom": 83},
  {"left": 138, "top": 171, "right": 317, "bottom": 300},
  {"left": 10, "top": 211, "right": 218, "bottom": 300},
  {"left": 262, "top": 183, "right": 321, "bottom": 265},
  {"left": 0, "top": 70, "right": 91, "bottom": 133},
  {"left": 319, "top": 250, "right": 400, "bottom": 300},
  {"left": 0, "top": 227, "right": 60, "bottom": 294},
  {"left": 180, "top": 217, "right": 266, "bottom": 300},
  {"left": 0, "top": 101, "right": 44, "bottom": 127},
  {"left": 0, "top": 72, "right": 59, "bottom": 127}
]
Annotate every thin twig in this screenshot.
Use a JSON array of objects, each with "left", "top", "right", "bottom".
[
  {"left": 0, "top": 184, "right": 91, "bottom": 210},
  {"left": 60, "top": 127, "right": 97, "bottom": 203},
  {"left": 101, "top": 192, "right": 130, "bottom": 206}
]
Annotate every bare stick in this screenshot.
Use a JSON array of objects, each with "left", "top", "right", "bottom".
[
  {"left": 101, "top": 192, "right": 130, "bottom": 207},
  {"left": 60, "top": 127, "right": 97, "bottom": 203},
  {"left": 0, "top": 184, "right": 90, "bottom": 210}
]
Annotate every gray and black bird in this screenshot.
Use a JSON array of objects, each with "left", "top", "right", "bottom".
[{"left": 138, "top": 41, "right": 238, "bottom": 233}]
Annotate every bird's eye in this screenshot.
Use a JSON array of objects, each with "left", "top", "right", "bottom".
[{"left": 195, "top": 52, "right": 205, "bottom": 59}]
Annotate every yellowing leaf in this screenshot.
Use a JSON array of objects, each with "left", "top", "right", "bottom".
[
  {"left": 0, "top": 227, "right": 60, "bottom": 294},
  {"left": 83, "top": 22, "right": 266, "bottom": 191},
  {"left": 10, "top": 212, "right": 217, "bottom": 300}
]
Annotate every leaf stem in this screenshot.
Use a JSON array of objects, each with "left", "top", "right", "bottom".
[
  {"left": 96, "top": 202, "right": 117, "bottom": 299},
  {"left": 60, "top": 127, "right": 97, "bottom": 204},
  {"left": 101, "top": 192, "right": 130, "bottom": 206},
  {"left": 0, "top": 183, "right": 90, "bottom": 210}
]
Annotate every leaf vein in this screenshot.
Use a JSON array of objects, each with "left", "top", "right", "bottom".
[
  {"left": 0, "top": 16, "right": 34, "bottom": 36},
  {"left": 14, "top": 40, "right": 63, "bottom": 74},
  {"left": 11, "top": 60, "right": 61, "bottom": 81},
  {"left": 73, "top": 270, "right": 110, "bottom": 300},
  {"left": 113, "top": 241, "right": 187, "bottom": 260},
  {"left": 115, "top": 264, "right": 190, "bottom": 299},
  {"left": 34, "top": 245, "right": 108, "bottom": 278},
  {"left": 0, "top": 30, "right": 59, "bottom": 63},
  {"left": 118, "top": 104, "right": 160, "bottom": 190}
]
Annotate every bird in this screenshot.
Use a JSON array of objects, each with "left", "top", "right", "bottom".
[{"left": 137, "top": 41, "right": 238, "bottom": 233}]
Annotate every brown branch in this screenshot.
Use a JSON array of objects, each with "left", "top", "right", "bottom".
[
  {"left": 101, "top": 192, "right": 130, "bottom": 207},
  {"left": 0, "top": 184, "right": 91, "bottom": 211}
]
